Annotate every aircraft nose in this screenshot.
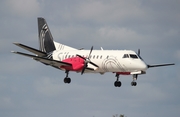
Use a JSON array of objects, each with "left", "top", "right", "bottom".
[{"left": 140, "top": 62, "right": 148, "bottom": 70}]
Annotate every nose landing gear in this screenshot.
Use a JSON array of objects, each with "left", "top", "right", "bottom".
[{"left": 131, "top": 74, "right": 137, "bottom": 86}]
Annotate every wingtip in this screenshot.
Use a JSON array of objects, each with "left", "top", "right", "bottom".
[
  {"left": 13, "top": 42, "right": 20, "bottom": 45},
  {"left": 11, "top": 51, "right": 17, "bottom": 53},
  {"left": 147, "top": 63, "right": 175, "bottom": 68}
]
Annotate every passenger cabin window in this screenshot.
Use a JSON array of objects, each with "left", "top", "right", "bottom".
[
  {"left": 129, "top": 54, "right": 138, "bottom": 59},
  {"left": 123, "top": 54, "right": 129, "bottom": 58}
]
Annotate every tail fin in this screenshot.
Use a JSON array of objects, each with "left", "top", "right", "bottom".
[{"left": 38, "top": 17, "right": 56, "bottom": 53}]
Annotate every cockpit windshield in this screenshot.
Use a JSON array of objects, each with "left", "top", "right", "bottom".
[
  {"left": 122, "top": 54, "right": 138, "bottom": 59},
  {"left": 129, "top": 54, "right": 138, "bottom": 59}
]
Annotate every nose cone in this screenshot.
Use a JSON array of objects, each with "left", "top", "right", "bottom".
[{"left": 139, "top": 61, "right": 148, "bottom": 70}]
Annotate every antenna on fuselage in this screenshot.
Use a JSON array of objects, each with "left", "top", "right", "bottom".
[
  {"left": 79, "top": 48, "right": 84, "bottom": 50},
  {"left": 101, "top": 47, "right": 103, "bottom": 50}
]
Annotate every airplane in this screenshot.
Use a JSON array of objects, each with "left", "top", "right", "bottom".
[{"left": 12, "top": 17, "right": 175, "bottom": 87}]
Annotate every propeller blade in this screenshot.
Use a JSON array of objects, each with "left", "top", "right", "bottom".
[
  {"left": 81, "top": 67, "right": 85, "bottom": 75},
  {"left": 76, "top": 54, "right": 86, "bottom": 60},
  {"left": 137, "top": 49, "right": 143, "bottom": 60},
  {"left": 88, "top": 46, "right": 93, "bottom": 58},
  {"left": 89, "top": 61, "right": 99, "bottom": 68},
  {"left": 86, "top": 67, "right": 94, "bottom": 71},
  {"left": 138, "top": 49, "right": 140, "bottom": 56},
  {"left": 81, "top": 63, "right": 87, "bottom": 75}
]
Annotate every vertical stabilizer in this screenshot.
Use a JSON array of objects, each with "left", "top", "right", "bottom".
[{"left": 38, "top": 17, "right": 56, "bottom": 53}]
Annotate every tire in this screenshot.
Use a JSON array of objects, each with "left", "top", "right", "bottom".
[
  {"left": 131, "top": 82, "right": 137, "bottom": 86},
  {"left": 67, "top": 78, "right": 71, "bottom": 84},
  {"left": 118, "top": 81, "right": 121, "bottom": 87}
]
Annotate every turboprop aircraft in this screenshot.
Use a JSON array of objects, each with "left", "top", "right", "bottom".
[{"left": 12, "top": 17, "right": 175, "bottom": 87}]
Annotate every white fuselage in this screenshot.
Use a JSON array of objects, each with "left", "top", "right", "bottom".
[
  {"left": 12, "top": 17, "right": 175, "bottom": 87},
  {"left": 52, "top": 49, "right": 148, "bottom": 74}
]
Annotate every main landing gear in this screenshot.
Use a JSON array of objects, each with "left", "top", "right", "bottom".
[
  {"left": 64, "top": 70, "right": 71, "bottom": 84},
  {"left": 114, "top": 74, "right": 138, "bottom": 87},
  {"left": 114, "top": 74, "right": 121, "bottom": 87}
]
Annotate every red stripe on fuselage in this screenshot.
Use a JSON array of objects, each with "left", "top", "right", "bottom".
[{"left": 116, "top": 72, "right": 131, "bottom": 75}]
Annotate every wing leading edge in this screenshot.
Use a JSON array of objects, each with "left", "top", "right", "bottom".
[{"left": 147, "top": 63, "right": 175, "bottom": 68}]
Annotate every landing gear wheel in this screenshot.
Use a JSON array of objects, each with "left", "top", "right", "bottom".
[
  {"left": 64, "top": 70, "right": 71, "bottom": 84},
  {"left": 64, "top": 77, "right": 71, "bottom": 84},
  {"left": 114, "top": 81, "right": 122, "bottom": 87},
  {"left": 114, "top": 73, "right": 122, "bottom": 87},
  {"left": 131, "top": 82, "right": 137, "bottom": 86},
  {"left": 64, "top": 78, "right": 67, "bottom": 83}
]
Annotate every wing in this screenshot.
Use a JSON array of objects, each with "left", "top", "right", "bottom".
[
  {"left": 147, "top": 63, "right": 175, "bottom": 68},
  {"left": 12, "top": 51, "right": 72, "bottom": 69},
  {"left": 13, "top": 43, "right": 47, "bottom": 57}
]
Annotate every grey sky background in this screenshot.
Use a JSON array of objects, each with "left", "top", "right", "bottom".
[{"left": 0, "top": 0, "right": 180, "bottom": 117}]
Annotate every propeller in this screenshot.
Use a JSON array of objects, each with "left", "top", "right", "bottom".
[
  {"left": 76, "top": 46, "right": 99, "bottom": 75},
  {"left": 137, "top": 49, "right": 144, "bottom": 60},
  {"left": 138, "top": 49, "right": 140, "bottom": 56},
  {"left": 137, "top": 49, "right": 174, "bottom": 68}
]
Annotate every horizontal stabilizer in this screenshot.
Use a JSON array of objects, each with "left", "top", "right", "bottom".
[
  {"left": 147, "top": 63, "right": 175, "bottom": 68},
  {"left": 12, "top": 51, "right": 72, "bottom": 69},
  {"left": 13, "top": 43, "right": 47, "bottom": 57}
]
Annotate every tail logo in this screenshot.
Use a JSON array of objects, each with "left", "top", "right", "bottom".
[{"left": 39, "top": 24, "right": 48, "bottom": 52}]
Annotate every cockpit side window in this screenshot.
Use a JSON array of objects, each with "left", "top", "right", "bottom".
[
  {"left": 122, "top": 54, "right": 129, "bottom": 58},
  {"left": 129, "top": 54, "right": 138, "bottom": 59}
]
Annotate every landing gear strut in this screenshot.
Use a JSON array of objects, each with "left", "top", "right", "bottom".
[
  {"left": 114, "top": 73, "right": 121, "bottom": 87},
  {"left": 64, "top": 70, "right": 71, "bottom": 84},
  {"left": 131, "top": 74, "right": 137, "bottom": 86}
]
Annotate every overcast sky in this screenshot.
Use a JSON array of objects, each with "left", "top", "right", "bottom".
[{"left": 0, "top": 0, "right": 180, "bottom": 117}]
